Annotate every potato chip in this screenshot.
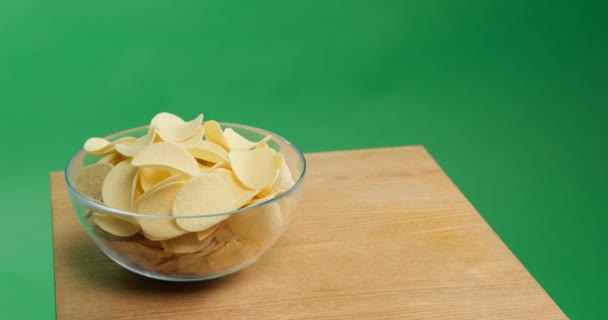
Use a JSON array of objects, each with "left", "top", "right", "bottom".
[
  {"left": 134, "top": 237, "right": 164, "bottom": 250},
  {"left": 155, "top": 259, "right": 179, "bottom": 274},
  {"left": 161, "top": 232, "right": 214, "bottom": 254},
  {"left": 102, "top": 159, "right": 139, "bottom": 211},
  {"left": 259, "top": 153, "right": 282, "bottom": 196},
  {"left": 195, "top": 222, "right": 222, "bottom": 241},
  {"left": 228, "top": 148, "right": 278, "bottom": 190},
  {"left": 111, "top": 241, "right": 168, "bottom": 269},
  {"left": 223, "top": 128, "right": 272, "bottom": 151},
  {"left": 143, "top": 173, "right": 190, "bottom": 195},
  {"left": 178, "top": 126, "right": 204, "bottom": 148},
  {"left": 74, "top": 163, "right": 113, "bottom": 201},
  {"left": 134, "top": 182, "right": 187, "bottom": 239},
  {"left": 189, "top": 141, "right": 229, "bottom": 164},
  {"left": 270, "top": 152, "right": 295, "bottom": 193},
  {"left": 139, "top": 167, "right": 174, "bottom": 192},
  {"left": 209, "top": 168, "right": 258, "bottom": 207},
  {"left": 84, "top": 137, "right": 109, "bottom": 152},
  {"left": 243, "top": 190, "right": 282, "bottom": 208},
  {"left": 227, "top": 202, "right": 282, "bottom": 243},
  {"left": 177, "top": 252, "right": 210, "bottom": 274},
  {"left": 132, "top": 142, "right": 199, "bottom": 176},
  {"left": 84, "top": 136, "right": 136, "bottom": 156},
  {"left": 94, "top": 213, "right": 140, "bottom": 237},
  {"left": 213, "top": 223, "right": 237, "bottom": 242},
  {"left": 98, "top": 152, "right": 125, "bottom": 166},
  {"left": 207, "top": 240, "right": 257, "bottom": 272},
  {"left": 142, "top": 231, "right": 169, "bottom": 241},
  {"left": 152, "top": 112, "right": 203, "bottom": 142},
  {"left": 198, "top": 238, "right": 225, "bottom": 256},
  {"left": 203, "top": 120, "right": 230, "bottom": 150},
  {"left": 115, "top": 132, "right": 155, "bottom": 157},
  {"left": 173, "top": 173, "right": 238, "bottom": 232}
]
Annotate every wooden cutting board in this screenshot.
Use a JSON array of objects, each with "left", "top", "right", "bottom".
[{"left": 50, "top": 146, "right": 566, "bottom": 319}]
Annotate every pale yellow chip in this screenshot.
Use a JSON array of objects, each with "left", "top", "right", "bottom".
[
  {"left": 144, "top": 173, "right": 190, "bottom": 195},
  {"left": 142, "top": 231, "right": 169, "bottom": 241},
  {"left": 161, "top": 232, "right": 214, "bottom": 254},
  {"left": 139, "top": 167, "right": 174, "bottom": 192},
  {"left": 189, "top": 141, "right": 229, "bottom": 164},
  {"left": 111, "top": 241, "right": 168, "bottom": 269},
  {"left": 244, "top": 190, "right": 282, "bottom": 208},
  {"left": 202, "top": 120, "right": 230, "bottom": 150},
  {"left": 152, "top": 112, "right": 203, "bottom": 142},
  {"left": 134, "top": 182, "right": 187, "bottom": 239},
  {"left": 177, "top": 126, "right": 204, "bottom": 148},
  {"left": 223, "top": 128, "right": 272, "bottom": 151},
  {"left": 259, "top": 152, "right": 283, "bottom": 196},
  {"left": 131, "top": 142, "right": 199, "bottom": 176},
  {"left": 84, "top": 137, "right": 110, "bottom": 153},
  {"left": 84, "top": 136, "right": 136, "bottom": 156},
  {"left": 155, "top": 259, "right": 179, "bottom": 274},
  {"left": 270, "top": 152, "right": 295, "bottom": 193},
  {"left": 228, "top": 148, "right": 278, "bottom": 190},
  {"left": 173, "top": 173, "right": 238, "bottom": 232},
  {"left": 74, "top": 163, "right": 113, "bottom": 201},
  {"left": 195, "top": 222, "right": 222, "bottom": 241},
  {"left": 207, "top": 239, "right": 257, "bottom": 272},
  {"left": 213, "top": 223, "right": 237, "bottom": 242},
  {"left": 227, "top": 202, "right": 282, "bottom": 243},
  {"left": 177, "top": 251, "right": 210, "bottom": 275},
  {"left": 209, "top": 168, "right": 258, "bottom": 206},
  {"left": 115, "top": 132, "right": 155, "bottom": 157},
  {"left": 93, "top": 212, "right": 140, "bottom": 237},
  {"left": 101, "top": 159, "right": 139, "bottom": 211},
  {"left": 97, "top": 152, "right": 125, "bottom": 166}
]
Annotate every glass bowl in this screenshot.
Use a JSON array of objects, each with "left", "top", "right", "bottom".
[{"left": 65, "top": 122, "right": 306, "bottom": 281}]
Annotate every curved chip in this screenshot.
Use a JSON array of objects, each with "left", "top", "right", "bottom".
[
  {"left": 134, "top": 182, "right": 187, "bottom": 239},
  {"left": 111, "top": 241, "right": 168, "bottom": 269},
  {"left": 209, "top": 168, "right": 258, "bottom": 207},
  {"left": 115, "top": 132, "right": 155, "bottom": 157},
  {"left": 196, "top": 222, "right": 222, "bottom": 241},
  {"left": 173, "top": 173, "right": 238, "bottom": 232},
  {"left": 161, "top": 232, "right": 214, "bottom": 254},
  {"left": 93, "top": 213, "right": 140, "bottom": 237},
  {"left": 84, "top": 137, "right": 136, "bottom": 156},
  {"left": 139, "top": 167, "right": 174, "bottom": 192},
  {"left": 98, "top": 152, "right": 125, "bottom": 166},
  {"left": 223, "top": 128, "right": 272, "bottom": 151},
  {"left": 213, "top": 223, "right": 237, "bottom": 242},
  {"left": 259, "top": 152, "right": 283, "bottom": 196},
  {"left": 132, "top": 142, "right": 199, "bottom": 176},
  {"left": 101, "top": 159, "right": 139, "bottom": 211},
  {"left": 144, "top": 173, "right": 190, "bottom": 195},
  {"left": 177, "top": 251, "right": 210, "bottom": 275},
  {"left": 189, "top": 141, "right": 229, "bottom": 164},
  {"left": 74, "top": 163, "right": 113, "bottom": 201},
  {"left": 244, "top": 190, "right": 282, "bottom": 208},
  {"left": 207, "top": 239, "right": 257, "bottom": 272},
  {"left": 228, "top": 148, "right": 278, "bottom": 190},
  {"left": 227, "top": 202, "right": 282, "bottom": 243},
  {"left": 269, "top": 153, "right": 295, "bottom": 194},
  {"left": 84, "top": 137, "right": 109, "bottom": 153},
  {"left": 202, "top": 120, "right": 230, "bottom": 150},
  {"left": 153, "top": 112, "right": 203, "bottom": 142},
  {"left": 178, "top": 126, "right": 204, "bottom": 148}
]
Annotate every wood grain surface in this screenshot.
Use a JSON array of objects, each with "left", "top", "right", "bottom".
[{"left": 50, "top": 146, "right": 566, "bottom": 319}]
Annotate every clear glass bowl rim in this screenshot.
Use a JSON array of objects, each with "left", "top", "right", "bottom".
[{"left": 65, "top": 122, "right": 307, "bottom": 220}]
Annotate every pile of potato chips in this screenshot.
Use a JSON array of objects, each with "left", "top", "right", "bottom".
[{"left": 74, "top": 112, "right": 296, "bottom": 276}]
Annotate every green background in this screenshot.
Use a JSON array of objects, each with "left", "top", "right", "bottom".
[{"left": 1, "top": 0, "right": 606, "bottom": 318}]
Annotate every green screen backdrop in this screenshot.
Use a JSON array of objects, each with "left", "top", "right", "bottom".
[{"left": 0, "top": 0, "right": 606, "bottom": 319}]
